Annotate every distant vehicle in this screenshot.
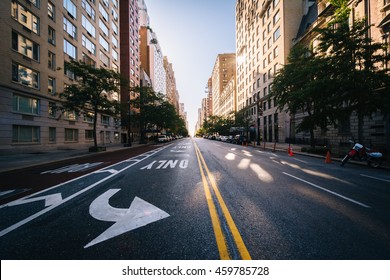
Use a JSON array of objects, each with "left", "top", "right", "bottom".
[
  {"left": 220, "top": 136, "right": 228, "bottom": 142},
  {"left": 158, "top": 135, "right": 167, "bottom": 142}
]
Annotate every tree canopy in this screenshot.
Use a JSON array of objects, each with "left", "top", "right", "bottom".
[
  {"left": 129, "top": 86, "right": 188, "bottom": 142},
  {"left": 270, "top": 1, "right": 390, "bottom": 146},
  {"left": 59, "top": 60, "right": 123, "bottom": 150}
]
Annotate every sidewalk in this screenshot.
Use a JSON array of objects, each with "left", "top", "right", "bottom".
[
  {"left": 244, "top": 141, "right": 390, "bottom": 170},
  {"left": 0, "top": 143, "right": 147, "bottom": 173}
]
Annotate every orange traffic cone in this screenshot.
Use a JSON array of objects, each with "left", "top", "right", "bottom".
[
  {"left": 325, "top": 151, "right": 332, "bottom": 163},
  {"left": 288, "top": 146, "right": 293, "bottom": 156}
]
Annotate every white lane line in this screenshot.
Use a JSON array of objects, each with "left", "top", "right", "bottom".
[
  {"left": 0, "top": 146, "right": 169, "bottom": 237},
  {"left": 0, "top": 190, "right": 15, "bottom": 197},
  {"left": 283, "top": 172, "right": 371, "bottom": 208},
  {"left": 360, "top": 174, "right": 390, "bottom": 183}
]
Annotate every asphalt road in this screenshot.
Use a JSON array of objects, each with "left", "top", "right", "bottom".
[{"left": 0, "top": 138, "right": 389, "bottom": 259}]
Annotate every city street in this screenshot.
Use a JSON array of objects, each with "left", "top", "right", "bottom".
[{"left": 0, "top": 138, "right": 389, "bottom": 259}]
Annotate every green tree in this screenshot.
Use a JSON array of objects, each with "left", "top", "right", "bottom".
[
  {"left": 271, "top": 44, "right": 338, "bottom": 147},
  {"left": 316, "top": 15, "right": 390, "bottom": 142},
  {"left": 59, "top": 60, "right": 123, "bottom": 151},
  {"left": 271, "top": 0, "right": 390, "bottom": 145},
  {"left": 129, "top": 86, "right": 161, "bottom": 143},
  {"left": 130, "top": 86, "right": 188, "bottom": 141}
]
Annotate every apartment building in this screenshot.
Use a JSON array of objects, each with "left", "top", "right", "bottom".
[
  {"left": 0, "top": 0, "right": 122, "bottom": 154},
  {"left": 138, "top": 0, "right": 166, "bottom": 95},
  {"left": 236, "top": 0, "right": 309, "bottom": 142},
  {"left": 211, "top": 53, "right": 236, "bottom": 117},
  {"left": 119, "top": 0, "right": 140, "bottom": 144},
  {"left": 164, "top": 56, "right": 180, "bottom": 113},
  {"left": 293, "top": 0, "right": 390, "bottom": 148}
]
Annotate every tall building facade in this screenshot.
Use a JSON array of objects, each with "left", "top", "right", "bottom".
[
  {"left": 138, "top": 0, "right": 166, "bottom": 95},
  {"left": 294, "top": 0, "right": 390, "bottom": 149},
  {"left": 164, "top": 56, "right": 180, "bottom": 113},
  {"left": 120, "top": 0, "right": 140, "bottom": 144},
  {"left": 0, "top": 0, "right": 121, "bottom": 154},
  {"left": 211, "top": 53, "right": 236, "bottom": 117},
  {"left": 236, "top": 0, "right": 309, "bottom": 142}
]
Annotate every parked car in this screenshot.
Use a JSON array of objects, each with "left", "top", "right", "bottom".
[
  {"left": 220, "top": 136, "right": 228, "bottom": 142},
  {"left": 158, "top": 135, "right": 167, "bottom": 142}
]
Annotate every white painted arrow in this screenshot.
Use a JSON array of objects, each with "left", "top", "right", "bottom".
[
  {"left": 7, "top": 193, "right": 63, "bottom": 207},
  {"left": 85, "top": 189, "right": 170, "bottom": 248}
]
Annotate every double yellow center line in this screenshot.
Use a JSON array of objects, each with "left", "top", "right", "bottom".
[{"left": 194, "top": 141, "right": 251, "bottom": 260}]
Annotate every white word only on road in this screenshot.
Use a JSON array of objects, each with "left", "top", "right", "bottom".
[{"left": 140, "top": 160, "right": 189, "bottom": 170}]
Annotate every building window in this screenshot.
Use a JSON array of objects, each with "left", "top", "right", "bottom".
[
  {"left": 112, "top": 49, "right": 118, "bottom": 61},
  {"left": 268, "top": 37, "right": 272, "bottom": 49},
  {"left": 99, "top": 19, "right": 109, "bottom": 37},
  {"left": 48, "top": 77, "right": 56, "bottom": 94},
  {"left": 64, "top": 110, "right": 77, "bottom": 120},
  {"left": 12, "top": 63, "right": 39, "bottom": 89},
  {"left": 11, "top": 1, "right": 40, "bottom": 34},
  {"left": 63, "top": 17, "right": 77, "bottom": 38},
  {"left": 82, "top": 53, "right": 96, "bottom": 67},
  {"left": 99, "top": 3, "right": 109, "bottom": 22},
  {"left": 274, "top": 46, "right": 279, "bottom": 58},
  {"left": 12, "top": 94, "right": 39, "bottom": 115},
  {"left": 274, "top": 63, "right": 279, "bottom": 75},
  {"left": 273, "top": 10, "right": 280, "bottom": 25},
  {"left": 48, "top": 26, "right": 56, "bottom": 45},
  {"left": 101, "top": 115, "right": 110, "bottom": 125},
  {"left": 99, "top": 50, "right": 109, "bottom": 66},
  {"left": 111, "top": 22, "right": 118, "bottom": 35},
  {"left": 111, "top": 8, "right": 118, "bottom": 22},
  {"left": 12, "top": 125, "right": 40, "bottom": 143},
  {"left": 30, "top": 0, "right": 40, "bottom": 8},
  {"left": 82, "top": 34, "right": 96, "bottom": 55},
  {"left": 84, "top": 112, "right": 94, "bottom": 123},
  {"left": 48, "top": 51, "right": 56, "bottom": 70},
  {"left": 65, "top": 128, "right": 78, "bottom": 142},
  {"left": 112, "top": 36, "right": 118, "bottom": 48},
  {"left": 85, "top": 130, "right": 94, "bottom": 140},
  {"left": 64, "top": 63, "right": 75, "bottom": 79},
  {"left": 48, "top": 102, "right": 57, "bottom": 118},
  {"left": 82, "top": 0, "right": 95, "bottom": 20},
  {"left": 64, "top": 39, "right": 77, "bottom": 59},
  {"left": 12, "top": 31, "right": 40, "bottom": 61},
  {"left": 273, "top": 26, "right": 281, "bottom": 42},
  {"left": 63, "top": 0, "right": 77, "bottom": 19},
  {"left": 48, "top": 2, "right": 55, "bottom": 21},
  {"left": 99, "top": 36, "right": 109, "bottom": 51},
  {"left": 82, "top": 15, "right": 96, "bottom": 37},
  {"left": 49, "top": 127, "right": 56, "bottom": 142}
]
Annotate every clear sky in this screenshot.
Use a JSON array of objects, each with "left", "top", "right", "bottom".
[{"left": 145, "top": 0, "right": 236, "bottom": 135}]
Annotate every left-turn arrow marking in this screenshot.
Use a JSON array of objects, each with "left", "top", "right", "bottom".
[
  {"left": 7, "top": 193, "right": 63, "bottom": 207},
  {"left": 85, "top": 189, "right": 170, "bottom": 248}
]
